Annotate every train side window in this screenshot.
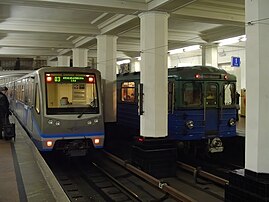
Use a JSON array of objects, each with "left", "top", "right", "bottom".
[
  {"left": 16, "top": 82, "right": 22, "bottom": 101},
  {"left": 206, "top": 83, "right": 218, "bottom": 105},
  {"left": 183, "top": 82, "right": 202, "bottom": 106},
  {"left": 224, "top": 83, "right": 235, "bottom": 105},
  {"left": 21, "top": 84, "right": 25, "bottom": 103},
  {"left": 24, "top": 79, "right": 28, "bottom": 104},
  {"left": 121, "top": 82, "right": 135, "bottom": 103},
  {"left": 28, "top": 78, "right": 34, "bottom": 105},
  {"left": 35, "top": 83, "right": 40, "bottom": 114}
]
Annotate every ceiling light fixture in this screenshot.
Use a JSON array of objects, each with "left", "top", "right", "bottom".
[
  {"left": 216, "top": 35, "right": 246, "bottom": 46},
  {"left": 169, "top": 45, "right": 201, "bottom": 55},
  {"left": 117, "top": 59, "right": 131, "bottom": 65}
]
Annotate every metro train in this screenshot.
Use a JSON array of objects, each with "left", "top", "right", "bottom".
[
  {"left": 5, "top": 67, "right": 104, "bottom": 156},
  {"left": 117, "top": 66, "right": 237, "bottom": 153}
]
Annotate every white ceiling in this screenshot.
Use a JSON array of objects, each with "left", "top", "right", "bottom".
[{"left": 0, "top": 0, "right": 245, "bottom": 60}]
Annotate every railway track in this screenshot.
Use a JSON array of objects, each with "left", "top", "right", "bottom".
[
  {"left": 41, "top": 135, "right": 244, "bottom": 202},
  {"left": 104, "top": 151, "right": 227, "bottom": 202},
  {"left": 43, "top": 151, "right": 186, "bottom": 201},
  {"left": 104, "top": 138, "right": 245, "bottom": 201}
]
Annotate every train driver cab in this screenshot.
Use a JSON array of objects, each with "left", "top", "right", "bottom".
[{"left": 45, "top": 73, "right": 99, "bottom": 115}]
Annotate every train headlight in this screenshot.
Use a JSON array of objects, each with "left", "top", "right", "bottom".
[
  {"left": 87, "top": 120, "right": 92, "bottom": 125},
  {"left": 94, "top": 138, "right": 100, "bottom": 144},
  {"left": 55, "top": 121, "right": 61, "bottom": 126},
  {"left": 46, "top": 140, "right": 53, "bottom": 147},
  {"left": 228, "top": 118, "right": 236, "bottom": 126},
  {"left": 186, "top": 120, "right": 194, "bottom": 129},
  {"left": 48, "top": 120, "right": 53, "bottom": 125},
  {"left": 93, "top": 119, "right": 99, "bottom": 123}
]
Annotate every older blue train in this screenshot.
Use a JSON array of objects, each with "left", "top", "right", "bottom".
[{"left": 117, "top": 66, "right": 237, "bottom": 153}]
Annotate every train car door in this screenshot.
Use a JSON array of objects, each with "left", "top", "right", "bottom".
[
  {"left": 27, "top": 77, "right": 35, "bottom": 132},
  {"left": 168, "top": 80, "right": 175, "bottom": 114},
  {"left": 204, "top": 83, "right": 219, "bottom": 135}
]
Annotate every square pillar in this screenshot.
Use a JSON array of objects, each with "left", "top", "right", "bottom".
[
  {"left": 57, "top": 56, "right": 70, "bottom": 67},
  {"left": 226, "top": 1, "right": 269, "bottom": 201},
  {"left": 72, "top": 48, "right": 88, "bottom": 67},
  {"left": 201, "top": 44, "right": 218, "bottom": 67},
  {"left": 96, "top": 35, "right": 118, "bottom": 123},
  {"left": 139, "top": 11, "right": 169, "bottom": 138}
]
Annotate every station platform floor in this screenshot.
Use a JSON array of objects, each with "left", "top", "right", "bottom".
[{"left": 0, "top": 115, "right": 69, "bottom": 202}]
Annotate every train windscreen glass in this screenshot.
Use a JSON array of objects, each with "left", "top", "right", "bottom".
[
  {"left": 183, "top": 82, "right": 202, "bottom": 106},
  {"left": 45, "top": 73, "right": 99, "bottom": 115}
]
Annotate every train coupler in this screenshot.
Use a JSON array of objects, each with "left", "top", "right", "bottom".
[
  {"left": 62, "top": 140, "right": 89, "bottom": 157},
  {"left": 208, "top": 138, "right": 223, "bottom": 153}
]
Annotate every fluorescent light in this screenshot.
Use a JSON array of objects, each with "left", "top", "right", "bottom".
[
  {"left": 117, "top": 59, "right": 131, "bottom": 65},
  {"left": 169, "top": 45, "right": 200, "bottom": 55},
  {"left": 169, "top": 48, "right": 184, "bottom": 55},
  {"left": 184, "top": 45, "right": 201, "bottom": 52},
  {"left": 216, "top": 35, "right": 246, "bottom": 46},
  {"left": 219, "top": 38, "right": 239, "bottom": 46}
]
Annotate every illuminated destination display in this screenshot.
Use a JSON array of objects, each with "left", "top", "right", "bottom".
[
  {"left": 54, "top": 76, "right": 85, "bottom": 83},
  {"left": 45, "top": 73, "right": 95, "bottom": 83}
]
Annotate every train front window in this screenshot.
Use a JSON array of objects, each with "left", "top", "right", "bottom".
[
  {"left": 223, "top": 83, "right": 235, "bottom": 105},
  {"left": 183, "top": 82, "right": 202, "bottom": 106},
  {"left": 121, "top": 82, "right": 135, "bottom": 103},
  {"left": 45, "top": 73, "right": 99, "bottom": 115},
  {"left": 206, "top": 83, "right": 218, "bottom": 105}
]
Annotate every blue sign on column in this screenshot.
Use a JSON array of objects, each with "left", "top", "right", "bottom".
[{"left": 231, "top": 56, "right": 240, "bottom": 67}]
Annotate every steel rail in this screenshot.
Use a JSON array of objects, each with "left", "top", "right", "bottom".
[
  {"left": 177, "top": 161, "right": 229, "bottom": 186},
  {"left": 91, "top": 162, "right": 142, "bottom": 202},
  {"left": 104, "top": 151, "right": 197, "bottom": 202}
]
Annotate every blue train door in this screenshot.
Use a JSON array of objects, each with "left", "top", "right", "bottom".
[{"left": 204, "top": 83, "right": 219, "bottom": 135}]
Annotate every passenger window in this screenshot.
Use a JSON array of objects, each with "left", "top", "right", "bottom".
[
  {"left": 206, "top": 83, "right": 218, "bottom": 105},
  {"left": 121, "top": 82, "right": 135, "bottom": 103},
  {"left": 224, "top": 84, "right": 235, "bottom": 105},
  {"left": 183, "top": 82, "right": 202, "bottom": 106}
]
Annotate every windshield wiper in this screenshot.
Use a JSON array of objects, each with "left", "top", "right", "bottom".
[
  {"left": 77, "top": 105, "right": 94, "bottom": 118},
  {"left": 77, "top": 111, "right": 84, "bottom": 118},
  {"left": 77, "top": 108, "right": 88, "bottom": 118}
]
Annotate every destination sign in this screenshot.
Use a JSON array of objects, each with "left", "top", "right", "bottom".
[
  {"left": 46, "top": 73, "right": 95, "bottom": 83},
  {"left": 203, "top": 74, "right": 221, "bottom": 79},
  {"left": 54, "top": 76, "right": 85, "bottom": 83}
]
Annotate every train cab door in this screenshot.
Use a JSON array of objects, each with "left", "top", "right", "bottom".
[{"left": 204, "top": 83, "right": 219, "bottom": 135}]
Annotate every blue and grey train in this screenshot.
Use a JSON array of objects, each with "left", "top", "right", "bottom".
[
  {"left": 117, "top": 66, "right": 237, "bottom": 153},
  {"left": 6, "top": 67, "right": 104, "bottom": 156}
]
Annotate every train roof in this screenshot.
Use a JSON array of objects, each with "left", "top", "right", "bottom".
[
  {"left": 0, "top": 70, "right": 33, "bottom": 78},
  {"left": 117, "top": 66, "right": 236, "bottom": 81},
  {"left": 13, "top": 66, "right": 101, "bottom": 80},
  {"left": 36, "top": 66, "right": 101, "bottom": 74}
]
